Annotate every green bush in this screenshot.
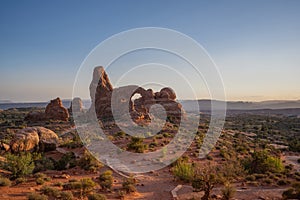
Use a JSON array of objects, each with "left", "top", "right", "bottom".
[
  {"left": 2, "top": 153, "right": 35, "bottom": 179},
  {"left": 245, "top": 175, "right": 256, "bottom": 181},
  {"left": 221, "top": 183, "right": 236, "bottom": 200},
  {"left": 243, "top": 150, "right": 284, "bottom": 174},
  {"left": 60, "top": 191, "right": 73, "bottom": 200},
  {"left": 40, "top": 186, "right": 60, "bottom": 198},
  {"left": 53, "top": 182, "right": 63, "bottom": 187},
  {"left": 34, "top": 156, "right": 55, "bottom": 172},
  {"left": 80, "top": 178, "right": 97, "bottom": 196},
  {"left": 54, "top": 152, "right": 76, "bottom": 170},
  {"left": 15, "top": 177, "right": 27, "bottom": 184},
  {"left": 127, "top": 137, "right": 148, "bottom": 153},
  {"left": 122, "top": 176, "right": 137, "bottom": 194},
  {"left": 172, "top": 161, "right": 194, "bottom": 182},
  {"left": 77, "top": 150, "right": 103, "bottom": 171},
  {"left": 99, "top": 170, "right": 113, "bottom": 190},
  {"left": 282, "top": 183, "right": 300, "bottom": 200},
  {"left": 27, "top": 192, "right": 48, "bottom": 200},
  {"left": 63, "top": 178, "right": 96, "bottom": 197},
  {"left": 36, "top": 177, "right": 45, "bottom": 185},
  {"left": 88, "top": 193, "right": 107, "bottom": 200},
  {"left": 0, "top": 177, "right": 11, "bottom": 187},
  {"left": 35, "top": 173, "right": 51, "bottom": 185}
]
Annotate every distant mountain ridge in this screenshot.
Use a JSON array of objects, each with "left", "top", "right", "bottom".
[
  {"left": 1, "top": 99, "right": 300, "bottom": 111},
  {"left": 180, "top": 99, "right": 300, "bottom": 111}
]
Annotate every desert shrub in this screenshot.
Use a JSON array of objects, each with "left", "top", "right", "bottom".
[
  {"left": 114, "top": 131, "right": 126, "bottom": 138},
  {"left": 15, "top": 177, "right": 27, "bottom": 184},
  {"left": 53, "top": 182, "right": 63, "bottom": 187},
  {"left": 34, "top": 172, "right": 47, "bottom": 179},
  {"left": 60, "top": 191, "right": 73, "bottom": 200},
  {"left": 63, "top": 181, "right": 82, "bottom": 190},
  {"left": 80, "top": 178, "right": 97, "bottom": 196},
  {"left": 54, "top": 152, "right": 76, "bottom": 170},
  {"left": 263, "top": 178, "right": 272, "bottom": 184},
  {"left": 40, "top": 186, "right": 60, "bottom": 198},
  {"left": 27, "top": 192, "right": 48, "bottom": 200},
  {"left": 206, "top": 155, "right": 213, "bottom": 160},
  {"left": 172, "top": 161, "right": 194, "bottom": 182},
  {"left": 122, "top": 176, "right": 137, "bottom": 194},
  {"left": 88, "top": 193, "right": 107, "bottom": 200},
  {"left": 245, "top": 175, "right": 256, "bottom": 181},
  {"left": 2, "top": 153, "right": 35, "bottom": 179},
  {"left": 0, "top": 177, "right": 11, "bottom": 187},
  {"left": 163, "top": 132, "right": 172, "bottom": 138},
  {"left": 99, "top": 170, "right": 113, "bottom": 190},
  {"left": 254, "top": 173, "right": 266, "bottom": 180},
  {"left": 282, "top": 183, "right": 300, "bottom": 199},
  {"left": 192, "top": 163, "right": 222, "bottom": 200},
  {"left": 60, "top": 134, "right": 83, "bottom": 148},
  {"left": 36, "top": 177, "right": 45, "bottom": 185},
  {"left": 243, "top": 150, "right": 284, "bottom": 174},
  {"left": 221, "top": 183, "right": 236, "bottom": 200},
  {"left": 34, "top": 156, "right": 55, "bottom": 172},
  {"left": 63, "top": 178, "right": 96, "bottom": 197},
  {"left": 77, "top": 150, "right": 103, "bottom": 171},
  {"left": 127, "top": 137, "right": 148, "bottom": 153},
  {"left": 278, "top": 179, "right": 289, "bottom": 186},
  {"left": 218, "top": 161, "right": 244, "bottom": 182},
  {"left": 34, "top": 173, "right": 51, "bottom": 185}
]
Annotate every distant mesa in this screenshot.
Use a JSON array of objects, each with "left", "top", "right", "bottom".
[
  {"left": 25, "top": 97, "right": 69, "bottom": 122},
  {"left": 0, "top": 100, "right": 13, "bottom": 104},
  {"left": 89, "top": 66, "right": 183, "bottom": 125}
]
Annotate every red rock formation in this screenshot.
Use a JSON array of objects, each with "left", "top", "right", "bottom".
[
  {"left": 90, "top": 67, "right": 182, "bottom": 125},
  {"left": 69, "top": 97, "right": 84, "bottom": 113},
  {"left": 89, "top": 66, "right": 113, "bottom": 120},
  {"left": 25, "top": 97, "right": 69, "bottom": 122},
  {"left": 45, "top": 97, "right": 69, "bottom": 121}
]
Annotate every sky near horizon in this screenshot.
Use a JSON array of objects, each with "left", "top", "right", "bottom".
[{"left": 0, "top": 1, "right": 300, "bottom": 102}]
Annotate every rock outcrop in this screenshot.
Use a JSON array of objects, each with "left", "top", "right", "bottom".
[
  {"left": 0, "top": 142, "right": 10, "bottom": 151},
  {"left": 36, "top": 127, "right": 59, "bottom": 152},
  {"left": 89, "top": 66, "right": 113, "bottom": 120},
  {"left": 89, "top": 66, "right": 182, "bottom": 124},
  {"left": 25, "top": 97, "right": 69, "bottom": 122},
  {"left": 69, "top": 97, "right": 84, "bottom": 113},
  {"left": 45, "top": 98, "right": 69, "bottom": 121},
  {"left": 10, "top": 127, "right": 40, "bottom": 152},
  {"left": 10, "top": 127, "right": 59, "bottom": 152}
]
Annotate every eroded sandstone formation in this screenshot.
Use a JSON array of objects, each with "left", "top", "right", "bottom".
[
  {"left": 89, "top": 66, "right": 113, "bottom": 120},
  {"left": 10, "top": 126, "right": 59, "bottom": 152},
  {"left": 25, "top": 97, "right": 69, "bottom": 122},
  {"left": 45, "top": 97, "right": 69, "bottom": 121},
  {"left": 89, "top": 66, "right": 182, "bottom": 124},
  {"left": 69, "top": 97, "right": 84, "bottom": 113}
]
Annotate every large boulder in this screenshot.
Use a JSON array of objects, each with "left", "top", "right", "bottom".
[
  {"left": 45, "top": 97, "right": 69, "bottom": 121},
  {"left": 10, "top": 127, "right": 40, "bottom": 152},
  {"left": 10, "top": 127, "right": 59, "bottom": 153},
  {"left": 35, "top": 127, "right": 59, "bottom": 152}
]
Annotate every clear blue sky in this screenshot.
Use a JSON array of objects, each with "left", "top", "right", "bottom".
[{"left": 0, "top": 0, "right": 299, "bottom": 102}]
